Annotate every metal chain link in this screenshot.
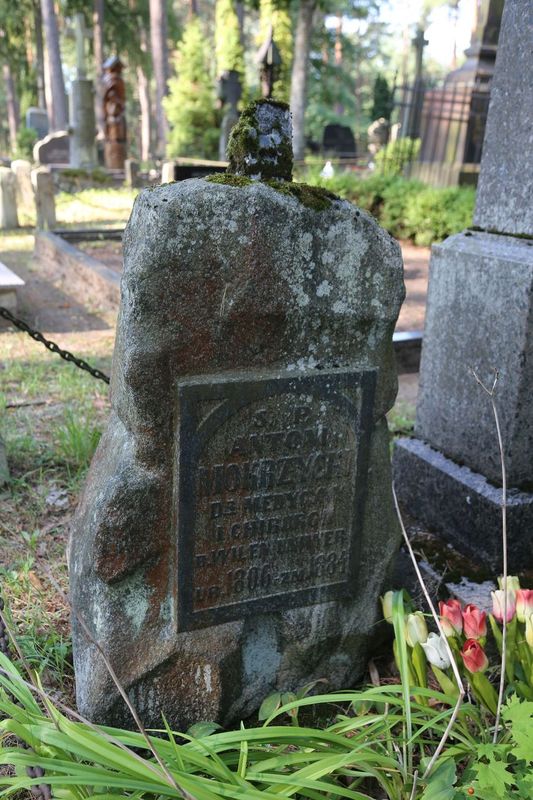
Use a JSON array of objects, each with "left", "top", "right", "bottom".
[{"left": 0, "top": 307, "right": 110, "bottom": 385}]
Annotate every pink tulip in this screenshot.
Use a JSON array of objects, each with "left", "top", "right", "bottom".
[
  {"left": 462, "top": 604, "right": 487, "bottom": 639},
  {"left": 516, "top": 589, "right": 533, "bottom": 623},
  {"left": 491, "top": 589, "right": 516, "bottom": 623},
  {"left": 461, "top": 639, "right": 489, "bottom": 673},
  {"left": 439, "top": 598, "right": 463, "bottom": 636}
]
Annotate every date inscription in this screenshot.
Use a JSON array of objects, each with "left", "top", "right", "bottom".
[{"left": 176, "top": 369, "right": 375, "bottom": 631}]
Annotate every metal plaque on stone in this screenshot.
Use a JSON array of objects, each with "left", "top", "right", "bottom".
[{"left": 176, "top": 368, "right": 376, "bottom": 631}]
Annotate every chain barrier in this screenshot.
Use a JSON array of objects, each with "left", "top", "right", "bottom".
[
  {"left": 0, "top": 596, "right": 52, "bottom": 799},
  {"left": 0, "top": 307, "right": 110, "bottom": 385}
]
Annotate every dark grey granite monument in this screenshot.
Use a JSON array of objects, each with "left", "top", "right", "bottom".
[
  {"left": 394, "top": 0, "right": 533, "bottom": 571},
  {"left": 69, "top": 100, "right": 404, "bottom": 730}
]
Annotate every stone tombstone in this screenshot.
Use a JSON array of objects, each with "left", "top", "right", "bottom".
[
  {"left": 0, "top": 167, "right": 19, "bottom": 229},
  {"left": 161, "top": 161, "right": 175, "bottom": 183},
  {"left": 26, "top": 107, "right": 49, "bottom": 140},
  {"left": 69, "top": 13, "right": 97, "bottom": 170},
  {"left": 322, "top": 124, "right": 357, "bottom": 158},
  {"left": 393, "top": 0, "right": 533, "bottom": 571},
  {"left": 11, "top": 160, "right": 35, "bottom": 212},
  {"left": 124, "top": 158, "right": 139, "bottom": 188},
  {"left": 70, "top": 100, "right": 404, "bottom": 730},
  {"left": 31, "top": 167, "right": 56, "bottom": 230},
  {"left": 34, "top": 131, "right": 69, "bottom": 166}
]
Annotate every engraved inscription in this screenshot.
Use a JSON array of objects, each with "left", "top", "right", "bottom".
[{"left": 177, "top": 370, "right": 375, "bottom": 630}]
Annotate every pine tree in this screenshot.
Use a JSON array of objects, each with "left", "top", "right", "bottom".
[
  {"left": 371, "top": 74, "right": 393, "bottom": 122},
  {"left": 258, "top": 0, "right": 293, "bottom": 102},
  {"left": 215, "top": 0, "right": 244, "bottom": 77},
  {"left": 164, "top": 18, "right": 219, "bottom": 159}
]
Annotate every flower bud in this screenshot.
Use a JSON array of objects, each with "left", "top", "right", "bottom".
[
  {"left": 461, "top": 639, "right": 488, "bottom": 673},
  {"left": 498, "top": 576, "right": 520, "bottom": 592},
  {"left": 405, "top": 612, "right": 428, "bottom": 647},
  {"left": 381, "top": 591, "right": 394, "bottom": 624},
  {"left": 525, "top": 613, "right": 533, "bottom": 649},
  {"left": 439, "top": 598, "right": 463, "bottom": 636},
  {"left": 462, "top": 604, "right": 487, "bottom": 640},
  {"left": 421, "top": 633, "right": 451, "bottom": 669},
  {"left": 516, "top": 589, "right": 533, "bottom": 624},
  {"left": 491, "top": 589, "right": 516, "bottom": 623}
]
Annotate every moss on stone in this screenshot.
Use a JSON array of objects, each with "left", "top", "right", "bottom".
[
  {"left": 226, "top": 100, "right": 293, "bottom": 182},
  {"left": 204, "top": 173, "right": 338, "bottom": 211},
  {"left": 266, "top": 180, "right": 337, "bottom": 211},
  {"left": 205, "top": 174, "right": 253, "bottom": 187}
]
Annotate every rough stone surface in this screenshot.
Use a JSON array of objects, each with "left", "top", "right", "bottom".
[
  {"left": 415, "top": 230, "right": 533, "bottom": 487},
  {"left": 0, "top": 167, "right": 19, "bottom": 229},
  {"left": 393, "top": 437, "right": 533, "bottom": 572},
  {"left": 474, "top": 0, "right": 533, "bottom": 236},
  {"left": 70, "top": 176, "right": 405, "bottom": 730},
  {"left": 31, "top": 167, "right": 56, "bottom": 230},
  {"left": 11, "top": 160, "right": 35, "bottom": 212},
  {"left": 228, "top": 100, "right": 293, "bottom": 181}
]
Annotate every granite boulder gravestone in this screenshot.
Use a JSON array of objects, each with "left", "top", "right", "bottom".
[{"left": 70, "top": 100, "right": 405, "bottom": 730}]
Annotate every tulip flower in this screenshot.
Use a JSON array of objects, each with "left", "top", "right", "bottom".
[
  {"left": 515, "top": 589, "right": 533, "bottom": 623},
  {"left": 491, "top": 589, "right": 516, "bottom": 623},
  {"left": 498, "top": 575, "right": 520, "bottom": 592},
  {"left": 421, "top": 633, "right": 451, "bottom": 669},
  {"left": 461, "top": 639, "right": 489, "bottom": 673},
  {"left": 462, "top": 604, "right": 487, "bottom": 639},
  {"left": 405, "top": 612, "right": 428, "bottom": 647},
  {"left": 439, "top": 599, "right": 463, "bottom": 636},
  {"left": 526, "top": 613, "right": 533, "bottom": 649},
  {"left": 381, "top": 591, "right": 394, "bottom": 624}
]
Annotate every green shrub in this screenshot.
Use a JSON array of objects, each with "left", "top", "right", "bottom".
[
  {"left": 374, "top": 137, "right": 420, "bottom": 177},
  {"left": 309, "top": 171, "right": 475, "bottom": 245},
  {"left": 404, "top": 185, "right": 476, "bottom": 246},
  {"left": 14, "top": 126, "right": 38, "bottom": 160}
]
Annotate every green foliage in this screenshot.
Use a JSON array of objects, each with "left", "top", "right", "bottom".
[
  {"left": 0, "top": 651, "right": 490, "bottom": 800},
  {"left": 164, "top": 18, "right": 219, "bottom": 159},
  {"left": 371, "top": 73, "right": 393, "bottom": 121},
  {"left": 215, "top": 0, "right": 245, "bottom": 76},
  {"left": 375, "top": 137, "right": 421, "bottom": 177},
  {"left": 14, "top": 126, "right": 38, "bottom": 160},
  {"left": 403, "top": 185, "right": 476, "bottom": 246},
  {"left": 55, "top": 408, "right": 101, "bottom": 476},
  {"left": 308, "top": 172, "right": 475, "bottom": 244}
]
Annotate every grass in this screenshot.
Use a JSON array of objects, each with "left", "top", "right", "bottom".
[
  {"left": 0, "top": 329, "right": 112, "bottom": 700},
  {"left": 55, "top": 187, "right": 137, "bottom": 227}
]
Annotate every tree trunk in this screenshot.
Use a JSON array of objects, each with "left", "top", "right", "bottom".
[
  {"left": 34, "top": 0, "right": 47, "bottom": 109},
  {"left": 137, "top": 65, "right": 151, "bottom": 162},
  {"left": 3, "top": 64, "right": 20, "bottom": 152},
  {"left": 235, "top": 1, "right": 245, "bottom": 47},
  {"left": 289, "top": 0, "right": 316, "bottom": 162},
  {"left": 93, "top": 0, "right": 105, "bottom": 139},
  {"left": 149, "top": 0, "right": 169, "bottom": 157},
  {"left": 41, "top": 0, "right": 67, "bottom": 130}
]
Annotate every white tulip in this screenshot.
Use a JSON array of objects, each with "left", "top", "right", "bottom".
[{"left": 421, "top": 633, "right": 451, "bottom": 669}]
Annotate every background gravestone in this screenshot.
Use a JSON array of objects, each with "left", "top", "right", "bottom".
[
  {"left": 34, "top": 131, "right": 69, "bottom": 166},
  {"left": 70, "top": 100, "right": 404, "bottom": 731},
  {"left": 0, "top": 168, "right": 19, "bottom": 229},
  {"left": 11, "top": 160, "right": 35, "bottom": 214},
  {"left": 26, "top": 107, "right": 49, "bottom": 140},
  {"left": 393, "top": 0, "right": 533, "bottom": 571},
  {"left": 31, "top": 167, "right": 56, "bottom": 230}
]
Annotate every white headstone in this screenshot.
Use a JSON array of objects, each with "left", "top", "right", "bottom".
[
  {"left": 31, "top": 167, "right": 56, "bottom": 230},
  {"left": 0, "top": 167, "right": 19, "bottom": 229}
]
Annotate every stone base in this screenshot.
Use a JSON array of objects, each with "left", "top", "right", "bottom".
[{"left": 393, "top": 437, "right": 533, "bottom": 572}]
